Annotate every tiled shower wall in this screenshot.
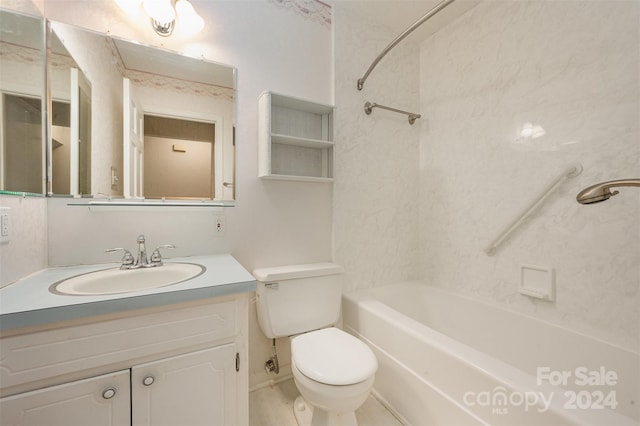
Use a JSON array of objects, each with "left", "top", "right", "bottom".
[
  {"left": 418, "top": 0, "right": 639, "bottom": 350},
  {"left": 333, "top": 5, "right": 421, "bottom": 294}
]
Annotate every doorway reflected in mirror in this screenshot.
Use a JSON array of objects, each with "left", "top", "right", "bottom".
[{"left": 143, "top": 115, "right": 214, "bottom": 199}]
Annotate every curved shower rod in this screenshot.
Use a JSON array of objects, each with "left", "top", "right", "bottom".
[{"left": 357, "top": 0, "right": 457, "bottom": 91}]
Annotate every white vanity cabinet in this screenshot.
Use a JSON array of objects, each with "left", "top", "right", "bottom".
[
  {"left": 131, "top": 344, "right": 237, "bottom": 425},
  {"left": 258, "top": 91, "right": 334, "bottom": 182},
  {"left": 0, "top": 370, "right": 131, "bottom": 426},
  {"left": 0, "top": 293, "right": 250, "bottom": 426}
]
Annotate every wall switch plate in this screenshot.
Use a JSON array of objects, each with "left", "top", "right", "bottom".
[
  {"left": 0, "top": 207, "right": 10, "bottom": 243},
  {"left": 110, "top": 166, "right": 119, "bottom": 189},
  {"left": 214, "top": 215, "right": 225, "bottom": 235}
]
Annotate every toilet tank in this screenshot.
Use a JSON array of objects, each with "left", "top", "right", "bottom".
[{"left": 253, "top": 263, "right": 345, "bottom": 339}]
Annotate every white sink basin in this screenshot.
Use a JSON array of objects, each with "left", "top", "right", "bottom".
[{"left": 51, "top": 263, "right": 205, "bottom": 296}]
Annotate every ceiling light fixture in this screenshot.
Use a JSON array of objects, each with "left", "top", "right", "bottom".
[
  {"left": 175, "top": 0, "right": 204, "bottom": 34},
  {"left": 144, "top": 0, "right": 176, "bottom": 36},
  {"left": 114, "top": 0, "right": 204, "bottom": 37}
]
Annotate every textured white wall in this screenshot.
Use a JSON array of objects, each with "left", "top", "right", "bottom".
[
  {"left": 1, "top": 0, "right": 42, "bottom": 15},
  {"left": 0, "top": 195, "right": 48, "bottom": 287},
  {"left": 333, "top": 4, "right": 421, "bottom": 294},
  {"left": 418, "top": 0, "right": 639, "bottom": 351}
]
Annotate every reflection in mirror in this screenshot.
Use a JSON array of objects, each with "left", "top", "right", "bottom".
[
  {"left": 49, "top": 25, "right": 92, "bottom": 196},
  {"left": 0, "top": 9, "right": 45, "bottom": 195},
  {"left": 46, "top": 21, "right": 236, "bottom": 202},
  {"left": 117, "top": 37, "right": 236, "bottom": 201},
  {"left": 144, "top": 115, "right": 214, "bottom": 199}
]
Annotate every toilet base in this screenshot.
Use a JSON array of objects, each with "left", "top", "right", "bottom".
[
  {"left": 293, "top": 396, "right": 313, "bottom": 426},
  {"left": 293, "top": 396, "right": 358, "bottom": 426}
]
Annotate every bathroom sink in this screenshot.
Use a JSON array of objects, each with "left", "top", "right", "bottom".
[{"left": 51, "top": 263, "right": 205, "bottom": 296}]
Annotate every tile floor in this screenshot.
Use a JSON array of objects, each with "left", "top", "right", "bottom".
[{"left": 249, "top": 379, "right": 404, "bottom": 426}]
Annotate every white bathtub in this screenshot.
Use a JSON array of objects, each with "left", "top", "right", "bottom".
[{"left": 342, "top": 281, "right": 639, "bottom": 425}]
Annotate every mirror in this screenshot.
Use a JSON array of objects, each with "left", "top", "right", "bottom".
[
  {"left": 49, "top": 24, "right": 92, "bottom": 196},
  {"left": 47, "top": 21, "right": 236, "bottom": 201},
  {"left": 0, "top": 9, "right": 45, "bottom": 195}
]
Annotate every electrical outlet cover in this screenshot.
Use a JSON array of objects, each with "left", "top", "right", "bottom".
[{"left": 214, "top": 215, "right": 225, "bottom": 235}]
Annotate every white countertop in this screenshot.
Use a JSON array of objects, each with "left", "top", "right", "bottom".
[{"left": 0, "top": 254, "right": 256, "bottom": 331}]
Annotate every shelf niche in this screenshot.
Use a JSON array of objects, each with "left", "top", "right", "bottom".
[{"left": 258, "top": 92, "right": 334, "bottom": 182}]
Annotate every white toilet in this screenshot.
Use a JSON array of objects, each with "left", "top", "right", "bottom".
[{"left": 253, "top": 263, "right": 378, "bottom": 426}]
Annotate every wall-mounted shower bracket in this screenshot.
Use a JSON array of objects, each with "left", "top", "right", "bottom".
[
  {"left": 364, "top": 101, "right": 421, "bottom": 125},
  {"left": 576, "top": 178, "right": 640, "bottom": 204}
]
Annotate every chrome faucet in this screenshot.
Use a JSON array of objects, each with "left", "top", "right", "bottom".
[
  {"left": 106, "top": 234, "right": 175, "bottom": 269},
  {"left": 149, "top": 245, "right": 176, "bottom": 266},
  {"left": 136, "top": 234, "right": 149, "bottom": 267},
  {"left": 104, "top": 247, "right": 135, "bottom": 270}
]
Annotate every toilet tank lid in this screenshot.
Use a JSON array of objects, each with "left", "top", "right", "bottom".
[{"left": 253, "top": 263, "right": 344, "bottom": 282}]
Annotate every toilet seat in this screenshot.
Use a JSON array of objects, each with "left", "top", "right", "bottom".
[{"left": 291, "top": 327, "right": 377, "bottom": 386}]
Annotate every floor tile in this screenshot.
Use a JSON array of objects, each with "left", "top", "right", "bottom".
[{"left": 249, "top": 379, "right": 403, "bottom": 426}]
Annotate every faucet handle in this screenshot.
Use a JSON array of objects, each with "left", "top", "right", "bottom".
[
  {"left": 105, "top": 248, "right": 135, "bottom": 269},
  {"left": 150, "top": 244, "right": 176, "bottom": 266}
]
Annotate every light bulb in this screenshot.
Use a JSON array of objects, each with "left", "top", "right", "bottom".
[
  {"left": 114, "top": 0, "right": 143, "bottom": 16},
  {"left": 175, "top": 0, "right": 204, "bottom": 34},
  {"left": 143, "top": 0, "right": 175, "bottom": 25}
]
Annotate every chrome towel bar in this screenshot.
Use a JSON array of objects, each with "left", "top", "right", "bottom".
[{"left": 364, "top": 101, "right": 421, "bottom": 125}]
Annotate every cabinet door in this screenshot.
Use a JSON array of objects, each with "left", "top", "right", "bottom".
[
  {"left": 132, "top": 344, "right": 237, "bottom": 426},
  {"left": 0, "top": 370, "right": 130, "bottom": 426}
]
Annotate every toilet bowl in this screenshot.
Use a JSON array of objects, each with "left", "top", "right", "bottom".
[
  {"left": 253, "top": 263, "right": 378, "bottom": 426},
  {"left": 290, "top": 327, "right": 377, "bottom": 426},
  {"left": 291, "top": 327, "right": 378, "bottom": 426}
]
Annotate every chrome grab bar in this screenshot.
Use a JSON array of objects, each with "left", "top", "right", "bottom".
[
  {"left": 364, "top": 102, "right": 421, "bottom": 125},
  {"left": 484, "top": 163, "right": 583, "bottom": 256}
]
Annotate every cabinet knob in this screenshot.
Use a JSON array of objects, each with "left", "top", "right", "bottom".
[
  {"left": 102, "top": 388, "right": 117, "bottom": 399},
  {"left": 142, "top": 376, "right": 155, "bottom": 386}
]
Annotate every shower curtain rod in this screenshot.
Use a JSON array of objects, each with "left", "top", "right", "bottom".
[{"left": 357, "top": 0, "right": 457, "bottom": 91}]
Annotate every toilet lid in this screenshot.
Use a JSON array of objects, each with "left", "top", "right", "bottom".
[{"left": 291, "top": 327, "right": 377, "bottom": 386}]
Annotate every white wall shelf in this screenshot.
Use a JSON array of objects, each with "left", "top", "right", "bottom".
[{"left": 258, "top": 92, "right": 334, "bottom": 182}]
